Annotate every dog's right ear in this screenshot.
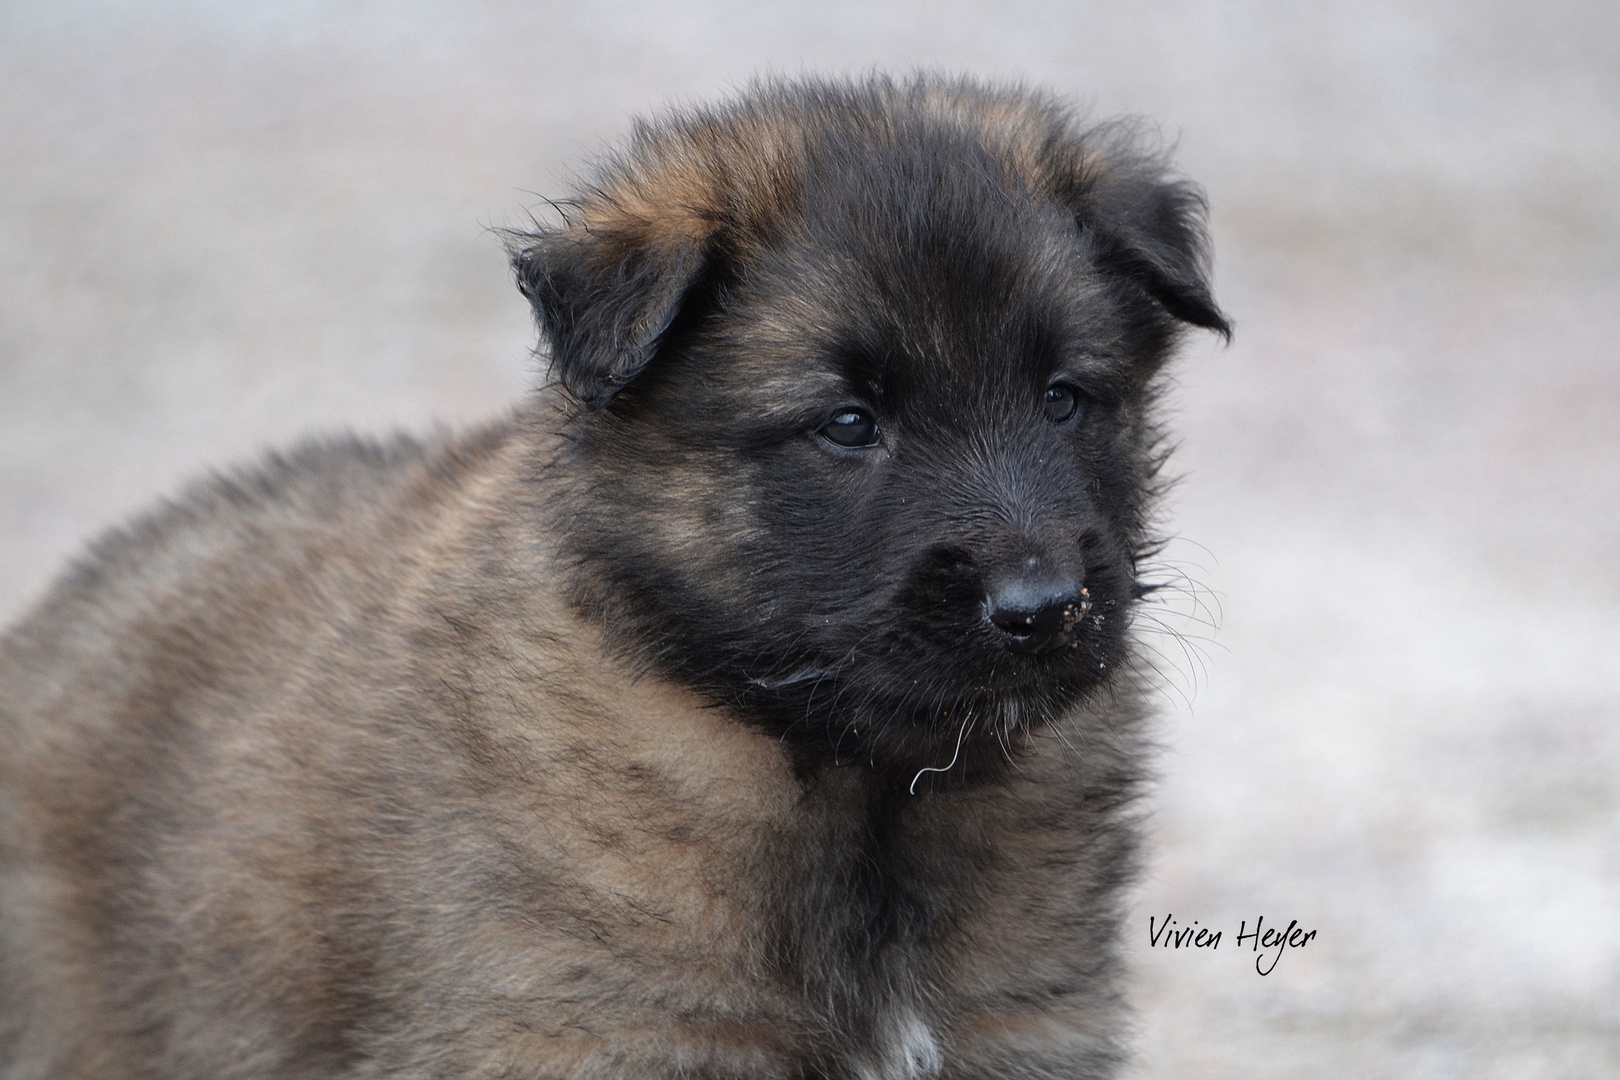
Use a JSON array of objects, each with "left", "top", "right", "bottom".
[
  {"left": 1077, "top": 168, "right": 1231, "bottom": 339},
  {"left": 507, "top": 213, "right": 714, "bottom": 410},
  {"left": 1035, "top": 123, "right": 1231, "bottom": 340}
]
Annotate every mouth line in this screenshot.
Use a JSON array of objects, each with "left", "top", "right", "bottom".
[{"left": 764, "top": 651, "right": 1110, "bottom": 705}]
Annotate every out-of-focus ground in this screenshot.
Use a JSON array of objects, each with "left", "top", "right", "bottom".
[{"left": 2, "top": 2, "right": 1616, "bottom": 1075}]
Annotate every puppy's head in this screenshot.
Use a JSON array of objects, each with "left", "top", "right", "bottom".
[{"left": 508, "top": 76, "right": 1227, "bottom": 776}]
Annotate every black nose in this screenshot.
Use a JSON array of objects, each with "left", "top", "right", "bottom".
[{"left": 985, "top": 576, "right": 1091, "bottom": 654}]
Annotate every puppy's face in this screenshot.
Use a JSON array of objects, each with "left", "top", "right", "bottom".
[{"left": 513, "top": 84, "right": 1226, "bottom": 773}]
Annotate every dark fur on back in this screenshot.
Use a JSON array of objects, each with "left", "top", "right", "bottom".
[{"left": 0, "top": 75, "right": 1224, "bottom": 1079}]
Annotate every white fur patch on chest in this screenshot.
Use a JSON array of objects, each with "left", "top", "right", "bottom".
[{"left": 854, "top": 1006, "right": 942, "bottom": 1080}]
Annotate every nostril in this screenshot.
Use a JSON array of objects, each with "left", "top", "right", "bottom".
[
  {"left": 984, "top": 576, "right": 1090, "bottom": 653},
  {"left": 989, "top": 605, "right": 1037, "bottom": 638},
  {"left": 989, "top": 602, "right": 1056, "bottom": 638}
]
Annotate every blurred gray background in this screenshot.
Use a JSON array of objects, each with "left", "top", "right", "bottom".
[{"left": 3, "top": 1, "right": 1617, "bottom": 1075}]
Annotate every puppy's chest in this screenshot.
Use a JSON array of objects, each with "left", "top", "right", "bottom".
[
  {"left": 559, "top": 775, "right": 989, "bottom": 1078},
  {"left": 502, "top": 711, "right": 1065, "bottom": 1078},
  {"left": 757, "top": 781, "right": 998, "bottom": 1079}
]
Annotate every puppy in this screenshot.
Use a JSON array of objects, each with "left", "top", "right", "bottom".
[{"left": 0, "top": 75, "right": 1227, "bottom": 1079}]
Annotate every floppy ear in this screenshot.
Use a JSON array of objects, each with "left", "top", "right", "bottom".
[
  {"left": 508, "top": 217, "right": 712, "bottom": 409},
  {"left": 1045, "top": 138, "right": 1231, "bottom": 339},
  {"left": 1083, "top": 173, "right": 1230, "bottom": 338}
]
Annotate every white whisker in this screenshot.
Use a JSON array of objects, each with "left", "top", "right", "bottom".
[{"left": 910, "top": 712, "right": 972, "bottom": 795}]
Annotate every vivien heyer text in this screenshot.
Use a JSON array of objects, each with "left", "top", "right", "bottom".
[{"left": 1148, "top": 915, "right": 1317, "bottom": 975}]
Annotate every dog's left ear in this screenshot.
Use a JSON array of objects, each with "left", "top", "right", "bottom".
[
  {"left": 1049, "top": 147, "right": 1231, "bottom": 339},
  {"left": 508, "top": 214, "right": 714, "bottom": 409}
]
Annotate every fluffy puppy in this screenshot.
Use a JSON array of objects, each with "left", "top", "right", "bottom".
[{"left": 0, "top": 75, "right": 1227, "bottom": 1080}]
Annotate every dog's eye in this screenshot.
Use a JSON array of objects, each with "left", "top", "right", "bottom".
[
  {"left": 1044, "top": 384, "right": 1081, "bottom": 423},
  {"left": 819, "top": 409, "right": 880, "bottom": 448}
]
